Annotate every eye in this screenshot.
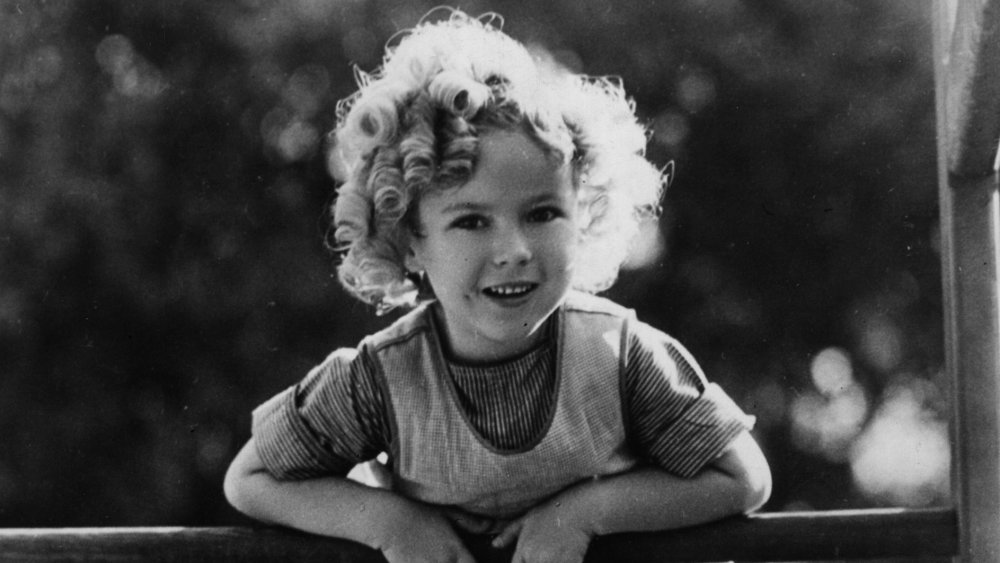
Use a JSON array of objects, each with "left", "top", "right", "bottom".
[
  {"left": 527, "top": 206, "right": 564, "bottom": 223},
  {"left": 449, "top": 214, "right": 489, "bottom": 230}
]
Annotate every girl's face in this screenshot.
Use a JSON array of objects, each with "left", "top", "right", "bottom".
[{"left": 407, "top": 129, "right": 579, "bottom": 362}]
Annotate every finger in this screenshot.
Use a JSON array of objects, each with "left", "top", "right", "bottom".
[
  {"left": 453, "top": 542, "right": 478, "bottom": 563},
  {"left": 491, "top": 519, "right": 523, "bottom": 549},
  {"left": 509, "top": 540, "right": 531, "bottom": 563},
  {"left": 512, "top": 545, "right": 582, "bottom": 563},
  {"left": 443, "top": 508, "right": 494, "bottom": 534}
]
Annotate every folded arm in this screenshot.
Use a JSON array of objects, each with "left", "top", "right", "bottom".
[
  {"left": 585, "top": 430, "right": 771, "bottom": 535},
  {"left": 223, "top": 438, "right": 481, "bottom": 563},
  {"left": 493, "top": 430, "right": 771, "bottom": 561}
]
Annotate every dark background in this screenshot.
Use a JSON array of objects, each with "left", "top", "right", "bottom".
[{"left": 0, "top": 0, "right": 947, "bottom": 527}]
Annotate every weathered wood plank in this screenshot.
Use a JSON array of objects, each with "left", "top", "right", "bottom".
[
  {"left": 941, "top": 173, "right": 1000, "bottom": 563},
  {"left": 935, "top": 0, "right": 1000, "bottom": 562},
  {"left": 942, "top": 0, "right": 1000, "bottom": 177},
  {"left": 0, "top": 508, "right": 957, "bottom": 562}
]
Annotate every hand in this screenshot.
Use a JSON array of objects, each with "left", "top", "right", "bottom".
[
  {"left": 441, "top": 505, "right": 499, "bottom": 535},
  {"left": 378, "top": 500, "right": 481, "bottom": 563},
  {"left": 491, "top": 498, "right": 594, "bottom": 563}
]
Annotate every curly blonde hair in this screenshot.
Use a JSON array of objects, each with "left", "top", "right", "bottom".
[{"left": 328, "top": 9, "right": 665, "bottom": 313}]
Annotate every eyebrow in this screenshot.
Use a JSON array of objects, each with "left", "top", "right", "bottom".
[
  {"left": 439, "top": 193, "right": 565, "bottom": 214},
  {"left": 440, "top": 201, "right": 487, "bottom": 214}
]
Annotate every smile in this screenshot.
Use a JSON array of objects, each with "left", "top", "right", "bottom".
[{"left": 482, "top": 283, "right": 538, "bottom": 298}]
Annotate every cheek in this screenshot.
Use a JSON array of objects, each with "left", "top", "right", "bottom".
[
  {"left": 420, "top": 235, "right": 483, "bottom": 278},
  {"left": 539, "top": 225, "right": 580, "bottom": 264}
]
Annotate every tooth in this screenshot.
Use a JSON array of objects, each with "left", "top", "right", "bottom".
[{"left": 486, "top": 284, "right": 532, "bottom": 296}]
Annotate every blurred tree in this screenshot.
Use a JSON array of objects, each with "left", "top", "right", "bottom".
[{"left": 0, "top": 0, "right": 943, "bottom": 526}]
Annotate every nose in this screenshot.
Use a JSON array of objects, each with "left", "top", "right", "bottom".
[{"left": 492, "top": 224, "right": 532, "bottom": 266}]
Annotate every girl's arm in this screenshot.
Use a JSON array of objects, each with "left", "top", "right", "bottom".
[
  {"left": 223, "top": 438, "right": 479, "bottom": 563},
  {"left": 493, "top": 430, "right": 771, "bottom": 562},
  {"left": 575, "top": 429, "right": 771, "bottom": 534}
]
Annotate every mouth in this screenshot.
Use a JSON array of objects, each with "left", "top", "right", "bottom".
[{"left": 482, "top": 282, "right": 538, "bottom": 299}]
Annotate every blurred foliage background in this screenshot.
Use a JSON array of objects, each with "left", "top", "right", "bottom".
[{"left": 0, "top": 0, "right": 946, "bottom": 527}]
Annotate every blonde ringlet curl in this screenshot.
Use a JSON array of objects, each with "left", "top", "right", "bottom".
[
  {"left": 437, "top": 114, "right": 477, "bottom": 183},
  {"left": 329, "top": 8, "right": 666, "bottom": 312},
  {"left": 337, "top": 236, "right": 418, "bottom": 312},
  {"left": 334, "top": 79, "right": 410, "bottom": 171},
  {"left": 331, "top": 187, "right": 372, "bottom": 245},
  {"left": 367, "top": 146, "right": 409, "bottom": 233},
  {"left": 428, "top": 70, "right": 492, "bottom": 119}
]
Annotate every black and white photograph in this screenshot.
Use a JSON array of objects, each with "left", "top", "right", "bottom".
[{"left": 0, "top": 1, "right": 996, "bottom": 561}]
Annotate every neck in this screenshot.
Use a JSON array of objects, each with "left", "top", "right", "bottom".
[{"left": 431, "top": 303, "right": 553, "bottom": 364}]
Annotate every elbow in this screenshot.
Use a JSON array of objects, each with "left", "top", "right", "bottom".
[
  {"left": 736, "top": 442, "right": 772, "bottom": 513},
  {"left": 739, "top": 462, "right": 772, "bottom": 513},
  {"left": 718, "top": 432, "right": 772, "bottom": 513},
  {"left": 223, "top": 440, "right": 267, "bottom": 516},
  {"left": 223, "top": 459, "right": 250, "bottom": 513},
  {"left": 224, "top": 461, "right": 268, "bottom": 517}
]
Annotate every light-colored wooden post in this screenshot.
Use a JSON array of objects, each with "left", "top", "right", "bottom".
[{"left": 934, "top": 1, "right": 1000, "bottom": 562}]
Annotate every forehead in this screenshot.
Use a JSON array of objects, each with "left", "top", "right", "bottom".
[{"left": 425, "top": 129, "right": 573, "bottom": 208}]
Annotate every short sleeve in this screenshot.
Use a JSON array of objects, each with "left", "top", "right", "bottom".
[
  {"left": 251, "top": 346, "right": 391, "bottom": 480},
  {"left": 624, "top": 321, "right": 755, "bottom": 477}
]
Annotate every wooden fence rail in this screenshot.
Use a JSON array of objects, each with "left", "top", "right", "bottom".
[
  {"left": 0, "top": 508, "right": 956, "bottom": 562},
  {"left": 0, "top": 2, "right": 991, "bottom": 563}
]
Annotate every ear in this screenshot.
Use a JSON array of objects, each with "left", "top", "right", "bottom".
[{"left": 404, "top": 243, "right": 423, "bottom": 274}]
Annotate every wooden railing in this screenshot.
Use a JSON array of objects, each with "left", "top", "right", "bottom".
[
  {"left": 937, "top": 0, "right": 1000, "bottom": 561},
  {"left": 0, "top": 508, "right": 957, "bottom": 562},
  {"left": 0, "top": 1, "right": 994, "bottom": 562}
]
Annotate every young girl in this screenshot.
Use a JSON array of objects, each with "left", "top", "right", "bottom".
[{"left": 225, "top": 9, "right": 770, "bottom": 563}]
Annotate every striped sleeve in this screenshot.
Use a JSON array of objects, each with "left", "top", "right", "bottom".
[
  {"left": 251, "top": 345, "right": 391, "bottom": 480},
  {"left": 623, "top": 321, "right": 755, "bottom": 478}
]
